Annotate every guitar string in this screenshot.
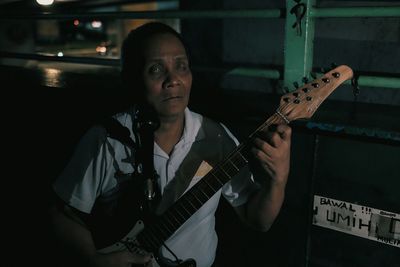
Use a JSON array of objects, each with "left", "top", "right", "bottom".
[
  {"left": 150, "top": 111, "right": 288, "bottom": 227},
  {"left": 151, "top": 74, "right": 346, "bottom": 242},
  {"left": 143, "top": 71, "right": 351, "bottom": 250},
  {"left": 138, "top": 103, "right": 292, "bottom": 251},
  {"left": 135, "top": 75, "right": 345, "bottom": 252},
  {"left": 141, "top": 112, "right": 289, "bottom": 247}
]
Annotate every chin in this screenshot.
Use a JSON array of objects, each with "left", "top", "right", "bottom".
[{"left": 159, "top": 106, "right": 185, "bottom": 118}]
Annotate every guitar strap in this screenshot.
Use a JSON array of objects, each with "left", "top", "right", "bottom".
[{"left": 156, "top": 117, "right": 239, "bottom": 215}]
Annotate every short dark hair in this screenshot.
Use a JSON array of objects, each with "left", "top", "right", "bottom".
[{"left": 120, "top": 22, "right": 189, "bottom": 103}]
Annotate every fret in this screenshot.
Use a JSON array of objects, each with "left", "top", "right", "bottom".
[
  {"left": 220, "top": 166, "right": 232, "bottom": 179},
  {"left": 197, "top": 181, "right": 213, "bottom": 198},
  {"left": 157, "top": 220, "right": 174, "bottom": 237},
  {"left": 180, "top": 195, "right": 197, "bottom": 213},
  {"left": 236, "top": 151, "right": 249, "bottom": 165},
  {"left": 166, "top": 210, "right": 182, "bottom": 225},
  {"left": 150, "top": 224, "right": 169, "bottom": 244},
  {"left": 203, "top": 176, "right": 216, "bottom": 191},
  {"left": 187, "top": 191, "right": 203, "bottom": 207},
  {"left": 143, "top": 227, "right": 162, "bottom": 249},
  {"left": 221, "top": 161, "right": 239, "bottom": 177},
  {"left": 162, "top": 214, "right": 178, "bottom": 233},
  {"left": 152, "top": 223, "right": 169, "bottom": 239},
  {"left": 212, "top": 168, "right": 231, "bottom": 184},
  {"left": 205, "top": 174, "right": 223, "bottom": 190},
  {"left": 172, "top": 206, "right": 186, "bottom": 221},
  {"left": 176, "top": 201, "right": 191, "bottom": 217},
  {"left": 198, "top": 186, "right": 210, "bottom": 199},
  {"left": 192, "top": 188, "right": 208, "bottom": 204},
  {"left": 230, "top": 154, "right": 248, "bottom": 170},
  {"left": 210, "top": 171, "right": 225, "bottom": 186},
  {"left": 182, "top": 194, "right": 198, "bottom": 210},
  {"left": 227, "top": 158, "right": 240, "bottom": 171}
]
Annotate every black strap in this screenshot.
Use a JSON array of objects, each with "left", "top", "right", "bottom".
[{"left": 101, "top": 117, "right": 137, "bottom": 150}]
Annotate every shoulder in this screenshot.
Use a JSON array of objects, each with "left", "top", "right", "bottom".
[
  {"left": 89, "top": 107, "right": 136, "bottom": 148},
  {"left": 191, "top": 112, "right": 239, "bottom": 149},
  {"left": 110, "top": 106, "right": 135, "bottom": 129},
  {"left": 201, "top": 116, "right": 239, "bottom": 145}
]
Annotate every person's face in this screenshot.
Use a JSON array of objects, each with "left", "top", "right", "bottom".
[{"left": 142, "top": 33, "right": 192, "bottom": 120}]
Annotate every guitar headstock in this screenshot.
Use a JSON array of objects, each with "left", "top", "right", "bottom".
[{"left": 278, "top": 65, "right": 353, "bottom": 122}]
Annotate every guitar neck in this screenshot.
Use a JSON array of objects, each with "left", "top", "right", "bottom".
[
  {"left": 135, "top": 65, "right": 353, "bottom": 252},
  {"left": 136, "top": 113, "right": 287, "bottom": 251}
]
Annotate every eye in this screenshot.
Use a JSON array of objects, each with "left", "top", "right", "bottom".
[
  {"left": 148, "top": 64, "right": 164, "bottom": 75},
  {"left": 176, "top": 61, "right": 189, "bottom": 72}
]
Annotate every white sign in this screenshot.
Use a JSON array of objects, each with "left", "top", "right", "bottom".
[{"left": 313, "top": 195, "right": 400, "bottom": 248}]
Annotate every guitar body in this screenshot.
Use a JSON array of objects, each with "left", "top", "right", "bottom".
[
  {"left": 90, "top": 177, "right": 196, "bottom": 267},
  {"left": 97, "top": 220, "right": 196, "bottom": 267}
]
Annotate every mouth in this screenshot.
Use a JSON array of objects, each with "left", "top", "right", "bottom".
[{"left": 163, "top": 96, "right": 182, "bottom": 102}]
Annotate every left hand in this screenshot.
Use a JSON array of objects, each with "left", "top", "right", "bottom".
[{"left": 251, "top": 124, "right": 292, "bottom": 186}]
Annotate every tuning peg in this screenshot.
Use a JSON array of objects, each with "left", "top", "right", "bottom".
[
  {"left": 302, "top": 77, "right": 309, "bottom": 84},
  {"left": 283, "top": 86, "right": 290, "bottom": 93},
  {"left": 351, "top": 73, "right": 360, "bottom": 99},
  {"left": 310, "top": 72, "right": 317, "bottom": 79},
  {"left": 293, "top": 81, "right": 299, "bottom": 89}
]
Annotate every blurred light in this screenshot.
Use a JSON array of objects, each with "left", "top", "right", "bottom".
[
  {"left": 73, "top": 19, "right": 80, "bottom": 26},
  {"left": 57, "top": 52, "right": 63, "bottom": 57},
  {"left": 96, "top": 45, "right": 107, "bottom": 55},
  {"left": 43, "top": 68, "right": 62, "bottom": 87},
  {"left": 91, "top": 20, "right": 102, "bottom": 28},
  {"left": 36, "top": 0, "right": 54, "bottom": 6}
]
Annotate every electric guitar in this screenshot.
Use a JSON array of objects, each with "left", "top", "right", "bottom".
[{"left": 93, "top": 65, "right": 354, "bottom": 267}]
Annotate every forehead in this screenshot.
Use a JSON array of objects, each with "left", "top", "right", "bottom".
[{"left": 144, "top": 33, "right": 187, "bottom": 59}]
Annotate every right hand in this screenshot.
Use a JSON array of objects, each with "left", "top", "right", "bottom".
[{"left": 90, "top": 250, "right": 153, "bottom": 267}]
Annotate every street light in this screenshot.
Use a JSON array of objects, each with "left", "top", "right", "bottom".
[{"left": 36, "top": 0, "right": 55, "bottom": 6}]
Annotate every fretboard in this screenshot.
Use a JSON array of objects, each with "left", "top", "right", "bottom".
[{"left": 137, "top": 113, "right": 287, "bottom": 252}]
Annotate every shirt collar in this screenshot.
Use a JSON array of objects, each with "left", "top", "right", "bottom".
[{"left": 153, "top": 107, "right": 203, "bottom": 158}]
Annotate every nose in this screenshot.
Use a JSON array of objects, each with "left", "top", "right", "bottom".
[{"left": 163, "top": 70, "right": 181, "bottom": 89}]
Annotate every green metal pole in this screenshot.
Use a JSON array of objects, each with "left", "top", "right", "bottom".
[
  {"left": 350, "top": 76, "right": 400, "bottom": 89},
  {"left": 357, "top": 76, "right": 400, "bottom": 89},
  {"left": 314, "top": 72, "right": 400, "bottom": 89},
  {"left": 284, "top": 0, "right": 316, "bottom": 91},
  {"left": 310, "top": 7, "right": 400, "bottom": 18},
  {"left": 226, "top": 67, "right": 281, "bottom": 79}
]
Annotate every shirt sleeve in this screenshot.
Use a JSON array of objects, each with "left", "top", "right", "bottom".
[
  {"left": 218, "top": 123, "right": 260, "bottom": 207},
  {"left": 52, "top": 126, "right": 115, "bottom": 213}
]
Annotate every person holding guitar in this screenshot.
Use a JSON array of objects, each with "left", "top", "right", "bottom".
[{"left": 49, "top": 22, "right": 291, "bottom": 267}]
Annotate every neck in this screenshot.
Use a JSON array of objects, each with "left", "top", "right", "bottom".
[{"left": 154, "top": 113, "right": 185, "bottom": 155}]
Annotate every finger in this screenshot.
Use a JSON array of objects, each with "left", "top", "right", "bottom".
[
  {"left": 276, "top": 124, "right": 292, "bottom": 141},
  {"left": 253, "top": 137, "right": 275, "bottom": 156},
  {"left": 269, "top": 132, "right": 284, "bottom": 148},
  {"left": 259, "top": 124, "right": 291, "bottom": 143},
  {"left": 251, "top": 146, "right": 275, "bottom": 176}
]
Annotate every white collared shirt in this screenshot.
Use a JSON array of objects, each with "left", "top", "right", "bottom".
[{"left": 53, "top": 107, "right": 258, "bottom": 267}]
